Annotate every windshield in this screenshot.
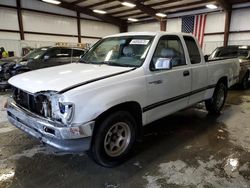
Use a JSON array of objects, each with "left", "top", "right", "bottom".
[
  {"left": 23, "top": 47, "right": 48, "bottom": 60},
  {"left": 209, "top": 46, "right": 250, "bottom": 60},
  {"left": 80, "top": 36, "right": 154, "bottom": 67}
]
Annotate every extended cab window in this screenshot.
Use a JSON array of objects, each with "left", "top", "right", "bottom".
[
  {"left": 184, "top": 36, "right": 201, "bottom": 64},
  {"left": 151, "top": 35, "right": 186, "bottom": 70}
]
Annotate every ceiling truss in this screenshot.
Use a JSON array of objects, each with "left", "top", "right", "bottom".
[{"left": 40, "top": 0, "right": 248, "bottom": 25}]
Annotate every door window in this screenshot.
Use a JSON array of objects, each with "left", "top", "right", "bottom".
[
  {"left": 45, "top": 48, "right": 61, "bottom": 58},
  {"left": 151, "top": 35, "right": 186, "bottom": 70},
  {"left": 57, "top": 48, "right": 72, "bottom": 57},
  {"left": 183, "top": 36, "right": 201, "bottom": 64}
]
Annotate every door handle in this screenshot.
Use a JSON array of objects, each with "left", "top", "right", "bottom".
[
  {"left": 183, "top": 70, "right": 190, "bottom": 77},
  {"left": 148, "top": 80, "right": 163, "bottom": 84}
]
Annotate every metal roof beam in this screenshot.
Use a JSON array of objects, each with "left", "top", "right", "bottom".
[
  {"left": 216, "top": 0, "right": 232, "bottom": 11},
  {"left": 48, "top": 0, "right": 127, "bottom": 27},
  {"left": 118, "top": 0, "right": 161, "bottom": 20},
  {"left": 85, "top": 0, "right": 116, "bottom": 9}
]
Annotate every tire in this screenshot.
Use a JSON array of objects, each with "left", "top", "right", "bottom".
[
  {"left": 91, "top": 111, "right": 137, "bottom": 167},
  {"left": 205, "top": 82, "right": 227, "bottom": 115},
  {"left": 241, "top": 72, "right": 249, "bottom": 90}
]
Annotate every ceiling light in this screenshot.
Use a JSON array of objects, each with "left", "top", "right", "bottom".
[
  {"left": 206, "top": 4, "right": 218, "bottom": 9},
  {"left": 121, "top": 2, "right": 136, "bottom": 8},
  {"left": 42, "top": 0, "right": 61, "bottom": 5},
  {"left": 93, "top": 9, "right": 107, "bottom": 14},
  {"left": 128, "top": 18, "right": 138, "bottom": 22},
  {"left": 156, "top": 13, "right": 167, "bottom": 18}
]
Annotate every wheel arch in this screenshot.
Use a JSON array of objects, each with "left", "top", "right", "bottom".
[
  {"left": 217, "top": 76, "right": 228, "bottom": 88},
  {"left": 92, "top": 101, "right": 143, "bottom": 143}
]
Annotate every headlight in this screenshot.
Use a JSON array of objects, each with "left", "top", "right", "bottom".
[{"left": 58, "top": 102, "right": 74, "bottom": 124}]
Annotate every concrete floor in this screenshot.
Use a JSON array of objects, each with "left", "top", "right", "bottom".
[{"left": 0, "top": 89, "right": 250, "bottom": 188}]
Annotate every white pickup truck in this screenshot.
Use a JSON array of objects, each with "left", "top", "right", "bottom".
[{"left": 7, "top": 32, "right": 240, "bottom": 167}]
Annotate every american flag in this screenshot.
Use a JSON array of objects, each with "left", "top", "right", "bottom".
[{"left": 182, "top": 14, "right": 207, "bottom": 48}]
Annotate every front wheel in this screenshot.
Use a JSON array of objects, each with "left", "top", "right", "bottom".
[
  {"left": 205, "top": 82, "right": 227, "bottom": 115},
  {"left": 91, "top": 111, "right": 137, "bottom": 167}
]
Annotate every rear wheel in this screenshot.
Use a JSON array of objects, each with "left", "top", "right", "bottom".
[
  {"left": 241, "top": 72, "right": 249, "bottom": 90},
  {"left": 91, "top": 111, "right": 137, "bottom": 167},
  {"left": 205, "top": 82, "right": 227, "bottom": 115}
]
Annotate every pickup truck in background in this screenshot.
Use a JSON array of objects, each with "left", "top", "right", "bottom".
[
  {"left": 7, "top": 32, "right": 240, "bottom": 167},
  {"left": 0, "top": 46, "right": 86, "bottom": 90},
  {"left": 208, "top": 45, "right": 250, "bottom": 89}
]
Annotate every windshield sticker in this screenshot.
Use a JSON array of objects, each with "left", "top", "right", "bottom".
[{"left": 130, "top": 39, "right": 150, "bottom": 45}]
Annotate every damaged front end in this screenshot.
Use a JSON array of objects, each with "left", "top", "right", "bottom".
[
  {"left": 12, "top": 87, "right": 75, "bottom": 125},
  {"left": 7, "top": 87, "right": 94, "bottom": 152}
]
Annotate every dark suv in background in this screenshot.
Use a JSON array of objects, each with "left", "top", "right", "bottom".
[
  {"left": 209, "top": 45, "right": 250, "bottom": 89},
  {"left": 0, "top": 46, "right": 86, "bottom": 89}
]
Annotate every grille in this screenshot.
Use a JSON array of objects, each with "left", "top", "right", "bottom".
[{"left": 12, "top": 87, "right": 50, "bottom": 117}]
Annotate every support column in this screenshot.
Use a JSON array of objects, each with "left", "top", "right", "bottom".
[
  {"left": 17, "top": 0, "right": 24, "bottom": 40},
  {"left": 160, "top": 20, "right": 167, "bottom": 31},
  {"left": 77, "top": 11, "right": 81, "bottom": 43},
  {"left": 224, "top": 10, "right": 232, "bottom": 46}
]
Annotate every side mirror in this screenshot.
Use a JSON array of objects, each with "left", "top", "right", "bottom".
[
  {"left": 44, "top": 55, "right": 50, "bottom": 61},
  {"left": 154, "top": 58, "right": 172, "bottom": 70},
  {"left": 204, "top": 55, "right": 209, "bottom": 62}
]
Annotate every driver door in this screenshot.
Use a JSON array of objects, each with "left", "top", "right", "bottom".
[{"left": 145, "top": 35, "right": 192, "bottom": 124}]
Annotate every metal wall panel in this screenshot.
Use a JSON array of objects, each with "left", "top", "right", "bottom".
[
  {"left": 22, "top": 11, "right": 78, "bottom": 35},
  {"left": 205, "top": 12, "right": 225, "bottom": 33},
  {"left": 128, "top": 22, "right": 160, "bottom": 32},
  {"left": 229, "top": 33, "right": 250, "bottom": 44},
  {"left": 81, "top": 38, "right": 99, "bottom": 45},
  {"left": 230, "top": 8, "right": 250, "bottom": 31},
  {"left": 80, "top": 20, "right": 119, "bottom": 37},
  {"left": 0, "top": 32, "right": 20, "bottom": 40},
  {"left": 24, "top": 34, "right": 78, "bottom": 43},
  {"left": 0, "top": 8, "right": 19, "bottom": 30},
  {"left": 0, "top": 0, "right": 16, "bottom": 6},
  {"left": 203, "top": 35, "right": 224, "bottom": 54},
  {"left": 167, "top": 18, "right": 182, "bottom": 32}
]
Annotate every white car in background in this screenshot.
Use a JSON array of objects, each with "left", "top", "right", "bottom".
[{"left": 7, "top": 32, "right": 240, "bottom": 167}]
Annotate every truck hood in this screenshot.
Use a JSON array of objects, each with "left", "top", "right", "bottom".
[{"left": 8, "top": 63, "right": 133, "bottom": 94}]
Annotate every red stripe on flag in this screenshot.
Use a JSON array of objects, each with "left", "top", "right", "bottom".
[
  {"left": 198, "top": 15, "right": 203, "bottom": 44},
  {"left": 194, "top": 16, "right": 199, "bottom": 36},
  {"left": 193, "top": 14, "right": 207, "bottom": 47},
  {"left": 201, "top": 14, "right": 207, "bottom": 48}
]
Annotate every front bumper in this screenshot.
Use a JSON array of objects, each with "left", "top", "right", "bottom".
[{"left": 7, "top": 99, "right": 94, "bottom": 152}]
